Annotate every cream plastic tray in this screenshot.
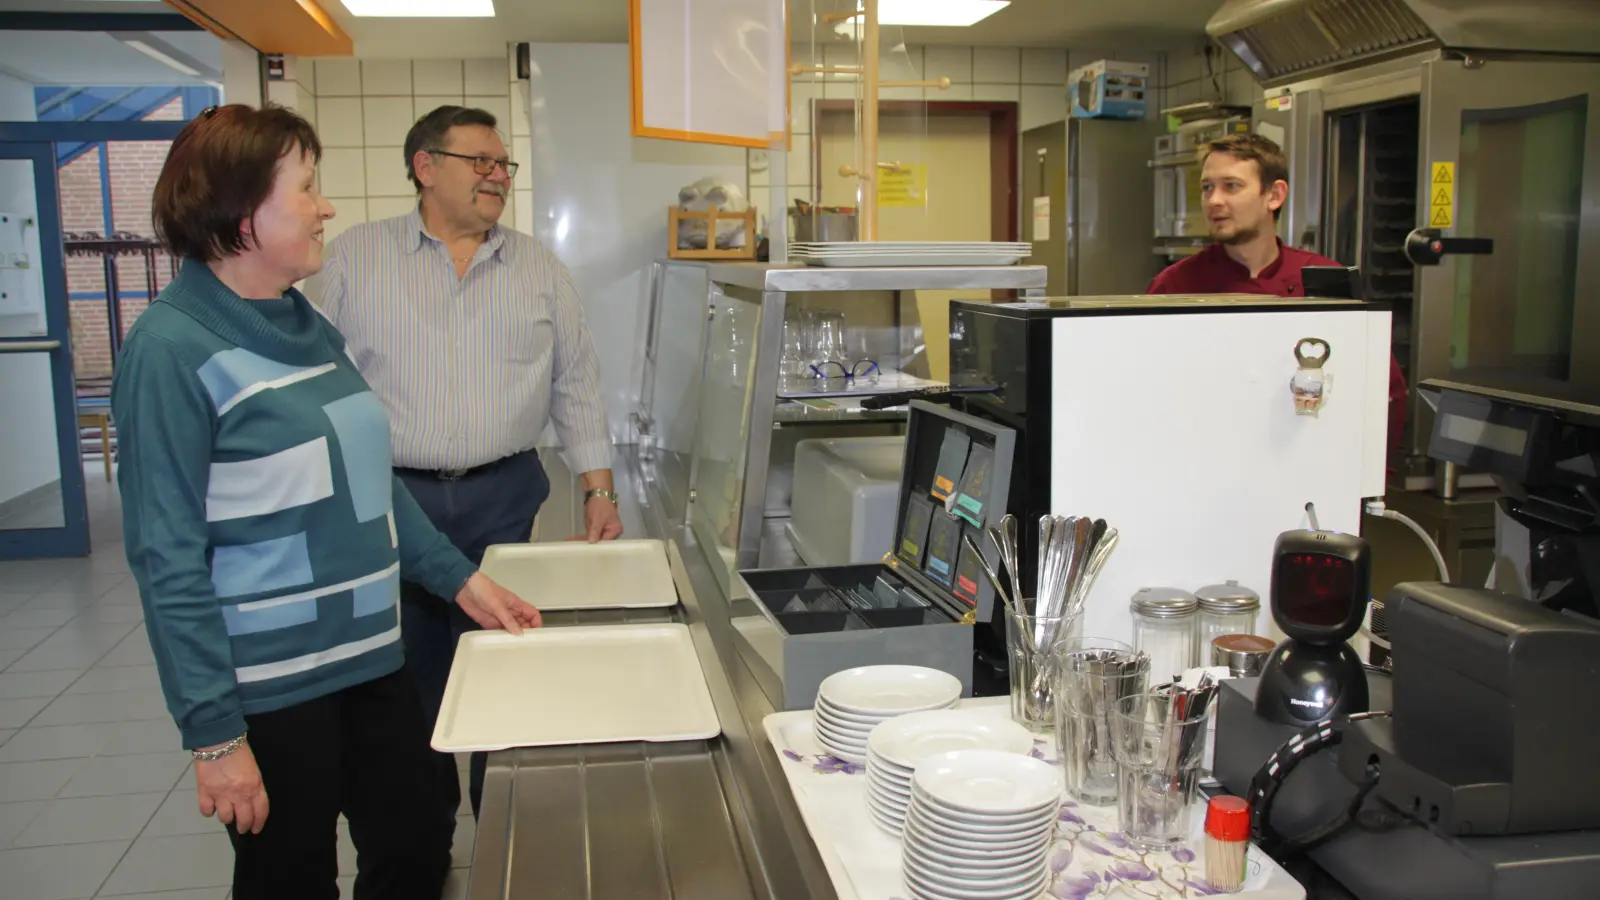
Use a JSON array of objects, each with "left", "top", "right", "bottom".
[
  {"left": 479, "top": 539, "right": 678, "bottom": 610},
  {"left": 432, "top": 623, "right": 721, "bottom": 753}
]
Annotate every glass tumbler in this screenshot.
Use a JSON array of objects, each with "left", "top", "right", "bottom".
[
  {"left": 780, "top": 309, "right": 813, "bottom": 386},
  {"left": 1111, "top": 689, "right": 1214, "bottom": 850},
  {"left": 1055, "top": 638, "right": 1149, "bottom": 806},
  {"left": 1005, "top": 609, "right": 1080, "bottom": 733},
  {"left": 811, "top": 310, "right": 846, "bottom": 375}
]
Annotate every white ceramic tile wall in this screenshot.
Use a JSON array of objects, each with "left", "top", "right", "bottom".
[
  {"left": 297, "top": 85, "right": 317, "bottom": 129},
  {"left": 1020, "top": 48, "right": 1068, "bottom": 86},
  {"left": 319, "top": 148, "right": 366, "bottom": 199},
  {"left": 1156, "top": 41, "right": 1260, "bottom": 110},
  {"left": 326, "top": 198, "right": 366, "bottom": 244},
  {"left": 414, "top": 59, "right": 465, "bottom": 95},
  {"left": 512, "top": 136, "right": 532, "bottom": 191},
  {"left": 316, "top": 98, "right": 364, "bottom": 148},
  {"left": 293, "top": 55, "right": 316, "bottom": 95},
  {"left": 362, "top": 96, "right": 416, "bottom": 147},
  {"left": 316, "top": 59, "right": 362, "bottom": 97},
  {"left": 303, "top": 55, "right": 523, "bottom": 233},
  {"left": 972, "top": 47, "right": 1020, "bottom": 84},
  {"left": 924, "top": 46, "right": 972, "bottom": 85},
  {"left": 363, "top": 146, "right": 414, "bottom": 197},
  {"left": 464, "top": 58, "right": 508, "bottom": 96},
  {"left": 361, "top": 60, "right": 413, "bottom": 96}
]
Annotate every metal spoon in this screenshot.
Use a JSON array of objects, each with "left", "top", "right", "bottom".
[
  {"left": 964, "top": 533, "right": 1016, "bottom": 618},
  {"left": 1065, "top": 527, "right": 1120, "bottom": 622},
  {"left": 989, "top": 522, "right": 1020, "bottom": 611}
]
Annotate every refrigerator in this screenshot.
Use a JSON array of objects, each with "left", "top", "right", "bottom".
[{"left": 1021, "top": 117, "right": 1163, "bottom": 296}]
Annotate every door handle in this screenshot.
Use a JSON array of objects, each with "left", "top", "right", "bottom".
[
  {"left": 1405, "top": 228, "right": 1493, "bottom": 266},
  {"left": 0, "top": 340, "right": 62, "bottom": 352}
]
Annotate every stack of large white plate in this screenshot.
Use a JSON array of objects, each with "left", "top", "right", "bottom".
[
  {"left": 813, "top": 665, "right": 963, "bottom": 764},
  {"left": 901, "top": 750, "right": 1064, "bottom": 900},
  {"left": 789, "top": 242, "right": 1033, "bottom": 268},
  {"left": 865, "top": 710, "right": 1034, "bottom": 837}
]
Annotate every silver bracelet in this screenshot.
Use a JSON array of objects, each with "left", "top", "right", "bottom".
[{"left": 191, "top": 733, "right": 247, "bottom": 761}]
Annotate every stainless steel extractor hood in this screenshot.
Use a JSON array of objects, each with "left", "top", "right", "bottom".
[{"left": 1207, "top": 0, "right": 1600, "bottom": 86}]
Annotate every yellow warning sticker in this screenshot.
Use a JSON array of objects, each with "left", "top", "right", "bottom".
[{"left": 1428, "top": 162, "right": 1455, "bottom": 228}]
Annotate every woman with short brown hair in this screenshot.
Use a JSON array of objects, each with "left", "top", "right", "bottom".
[{"left": 113, "top": 104, "right": 541, "bottom": 899}]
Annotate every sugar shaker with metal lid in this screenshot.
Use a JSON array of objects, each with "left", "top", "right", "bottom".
[
  {"left": 1131, "top": 587, "right": 1199, "bottom": 683},
  {"left": 1195, "top": 580, "right": 1261, "bottom": 660}
]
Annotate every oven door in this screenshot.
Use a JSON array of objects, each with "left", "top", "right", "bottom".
[{"left": 1415, "top": 58, "right": 1600, "bottom": 437}]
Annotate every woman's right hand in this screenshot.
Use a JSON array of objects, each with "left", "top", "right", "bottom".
[{"left": 194, "top": 740, "right": 270, "bottom": 834}]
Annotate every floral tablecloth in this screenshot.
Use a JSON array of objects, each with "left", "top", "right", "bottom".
[{"left": 762, "top": 697, "right": 1304, "bottom": 900}]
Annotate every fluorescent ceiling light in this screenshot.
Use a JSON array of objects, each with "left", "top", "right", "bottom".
[
  {"left": 122, "top": 39, "right": 201, "bottom": 76},
  {"left": 342, "top": 0, "right": 496, "bottom": 15},
  {"left": 836, "top": 0, "right": 1009, "bottom": 27}
]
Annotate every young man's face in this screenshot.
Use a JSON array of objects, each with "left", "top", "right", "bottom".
[{"left": 1200, "top": 151, "right": 1287, "bottom": 245}]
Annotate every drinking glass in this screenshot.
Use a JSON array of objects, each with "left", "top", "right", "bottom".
[
  {"left": 1111, "top": 689, "right": 1213, "bottom": 850},
  {"left": 1005, "top": 609, "right": 1081, "bottom": 732},
  {"left": 1055, "top": 638, "right": 1148, "bottom": 806},
  {"left": 811, "top": 309, "right": 846, "bottom": 375},
  {"left": 781, "top": 309, "right": 813, "bottom": 385},
  {"left": 849, "top": 325, "right": 881, "bottom": 385}
]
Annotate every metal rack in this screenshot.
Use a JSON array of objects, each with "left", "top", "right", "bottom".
[{"left": 63, "top": 231, "right": 175, "bottom": 363}]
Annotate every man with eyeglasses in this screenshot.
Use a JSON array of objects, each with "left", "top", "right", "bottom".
[{"left": 313, "top": 105, "right": 621, "bottom": 830}]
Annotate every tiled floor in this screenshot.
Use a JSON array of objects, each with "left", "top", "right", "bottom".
[{"left": 0, "top": 466, "right": 474, "bottom": 899}]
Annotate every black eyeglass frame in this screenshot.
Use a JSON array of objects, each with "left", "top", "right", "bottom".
[{"left": 427, "top": 149, "right": 519, "bottom": 178}]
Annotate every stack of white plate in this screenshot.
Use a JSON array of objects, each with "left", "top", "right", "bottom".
[
  {"left": 865, "top": 710, "right": 1034, "bottom": 837},
  {"left": 789, "top": 242, "right": 1033, "bottom": 269},
  {"left": 813, "top": 665, "right": 963, "bottom": 763},
  {"left": 901, "top": 750, "right": 1065, "bottom": 900}
]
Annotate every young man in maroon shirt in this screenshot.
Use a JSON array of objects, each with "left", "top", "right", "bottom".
[{"left": 1147, "top": 133, "right": 1408, "bottom": 470}]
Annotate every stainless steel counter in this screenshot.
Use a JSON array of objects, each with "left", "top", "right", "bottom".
[{"left": 468, "top": 447, "right": 834, "bottom": 900}]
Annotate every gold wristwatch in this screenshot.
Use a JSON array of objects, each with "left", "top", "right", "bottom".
[{"left": 585, "top": 488, "right": 618, "bottom": 505}]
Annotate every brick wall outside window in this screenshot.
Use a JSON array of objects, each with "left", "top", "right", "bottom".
[{"left": 64, "top": 97, "right": 180, "bottom": 380}]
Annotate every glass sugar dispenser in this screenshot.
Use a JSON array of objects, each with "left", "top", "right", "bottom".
[
  {"left": 1129, "top": 587, "right": 1199, "bottom": 684},
  {"left": 1195, "top": 580, "right": 1261, "bottom": 658}
]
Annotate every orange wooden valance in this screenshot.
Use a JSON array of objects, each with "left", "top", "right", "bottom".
[{"left": 164, "top": 0, "right": 354, "bottom": 56}]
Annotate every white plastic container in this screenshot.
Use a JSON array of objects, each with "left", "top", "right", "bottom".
[{"left": 787, "top": 436, "right": 905, "bottom": 566}]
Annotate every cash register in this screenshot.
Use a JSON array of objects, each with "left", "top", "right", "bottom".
[{"left": 1212, "top": 378, "right": 1600, "bottom": 899}]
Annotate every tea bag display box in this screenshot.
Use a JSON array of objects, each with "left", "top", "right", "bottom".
[{"left": 737, "top": 401, "right": 1016, "bottom": 710}]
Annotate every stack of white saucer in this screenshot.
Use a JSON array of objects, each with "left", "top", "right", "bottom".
[
  {"left": 812, "top": 665, "right": 963, "bottom": 763},
  {"left": 901, "top": 750, "right": 1064, "bottom": 900},
  {"left": 865, "top": 710, "right": 1034, "bottom": 837}
]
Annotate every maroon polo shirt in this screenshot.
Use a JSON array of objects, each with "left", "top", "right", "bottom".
[
  {"left": 1147, "top": 240, "right": 1338, "bottom": 296},
  {"left": 1148, "top": 240, "right": 1409, "bottom": 472}
]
